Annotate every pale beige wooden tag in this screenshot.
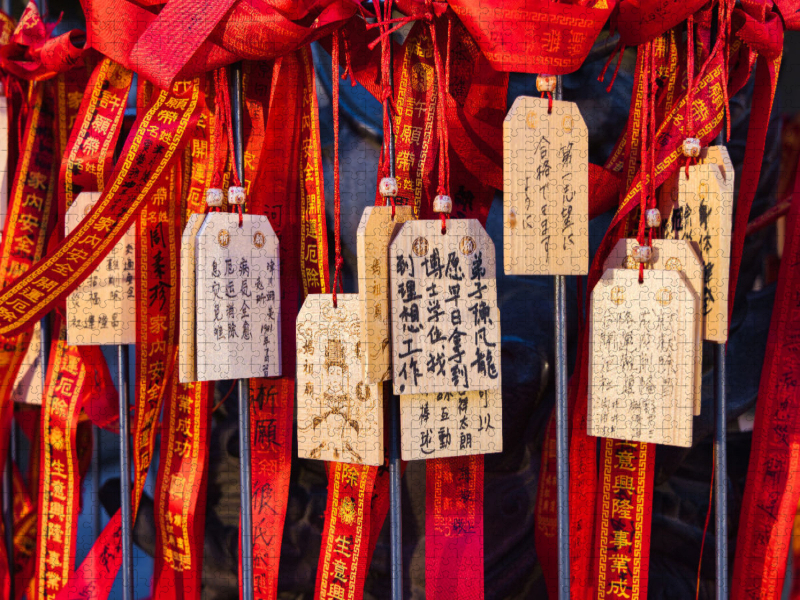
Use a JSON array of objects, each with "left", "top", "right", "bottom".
[
  {"left": 356, "top": 205, "right": 414, "bottom": 384},
  {"left": 296, "top": 294, "right": 383, "bottom": 466},
  {"left": 390, "top": 219, "right": 501, "bottom": 395},
  {"left": 588, "top": 268, "right": 697, "bottom": 447},
  {"left": 660, "top": 161, "right": 731, "bottom": 342},
  {"left": 400, "top": 384, "right": 502, "bottom": 460},
  {"left": 0, "top": 96, "right": 8, "bottom": 234},
  {"left": 178, "top": 213, "right": 204, "bottom": 383},
  {"left": 603, "top": 238, "right": 704, "bottom": 415},
  {"left": 195, "top": 213, "right": 281, "bottom": 381},
  {"left": 65, "top": 192, "right": 136, "bottom": 345},
  {"left": 11, "top": 321, "right": 41, "bottom": 405},
  {"left": 503, "top": 95, "right": 589, "bottom": 276}
]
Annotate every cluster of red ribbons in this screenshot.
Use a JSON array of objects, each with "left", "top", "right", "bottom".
[{"left": 0, "top": 0, "right": 795, "bottom": 599}]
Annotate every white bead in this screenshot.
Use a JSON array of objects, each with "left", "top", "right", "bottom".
[
  {"left": 228, "top": 186, "right": 246, "bottom": 205},
  {"left": 645, "top": 208, "right": 661, "bottom": 228},
  {"left": 536, "top": 74, "right": 557, "bottom": 93},
  {"left": 379, "top": 177, "right": 398, "bottom": 198},
  {"left": 682, "top": 137, "right": 701, "bottom": 158},
  {"left": 433, "top": 194, "right": 452, "bottom": 214},
  {"left": 206, "top": 188, "right": 223, "bottom": 207},
  {"left": 633, "top": 245, "right": 652, "bottom": 263}
]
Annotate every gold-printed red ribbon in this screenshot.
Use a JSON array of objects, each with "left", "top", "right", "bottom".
[
  {"left": 314, "top": 463, "right": 377, "bottom": 600},
  {"left": 59, "top": 58, "right": 133, "bottom": 213},
  {"left": 594, "top": 440, "right": 655, "bottom": 600},
  {"left": 34, "top": 322, "right": 86, "bottom": 600},
  {"left": 0, "top": 78, "right": 202, "bottom": 336}
]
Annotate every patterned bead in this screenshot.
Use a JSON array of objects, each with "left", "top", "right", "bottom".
[
  {"left": 433, "top": 195, "right": 452, "bottom": 214},
  {"left": 205, "top": 188, "right": 223, "bottom": 208},
  {"left": 536, "top": 74, "right": 557, "bottom": 93},
  {"left": 633, "top": 245, "right": 652, "bottom": 263},
  {"left": 379, "top": 176, "right": 398, "bottom": 198},
  {"left": 682, "top": 137, "right": 701, "bottom": 158},
  {"left": 228, "top": 186, "right": 246, "bottom": 205},
  {"left": 645, "top": 208, "right": 662, "bottom": 228}
]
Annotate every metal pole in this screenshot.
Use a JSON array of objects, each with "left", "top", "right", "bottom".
[
  {"left": 92, "top": 425, "right": 101, "bottom": 540},
  {"left": 714, "top": 342, "right": 728, "bottom": 599},
  {"left": 118, "top": 344, "right": 133, "bottom": 600},
  {"left": 383, "top": 20, "right": 403, "bottom": 600},
  {"left": 554, "top": 75, "right": 570, "bottom": 600},
  {"left": 230, "top": 61, "right": 255, "bottom": 600}
]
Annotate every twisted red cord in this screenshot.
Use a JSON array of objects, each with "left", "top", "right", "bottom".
[{"left": 332, "top": 32, "right": 343, "bottom": 307}]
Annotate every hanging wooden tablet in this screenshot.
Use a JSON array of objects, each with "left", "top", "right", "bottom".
[
  {"left": 11, "top": 321, "right": 41, "bottom": 405},
  {"left": 390, "top": 219, "right": 501, "bottom": 395},
  {"left": 177, "top": 213, "right": 204, "bottom": 383},
  {"left": 65, "top": 192, "right": 136, "bottom": 345},
  {"left": 296, "top": 294, "right": 383, "bottom": 465},
  {"left": 503, "top": 95, "right": 589, "bottom": 276},
  {"left": 588, "top": 268, "right": 697, "bottom": 447},
  {"left": 400, "top": 383, "right": 503, "bottom": 460},
  {"left": 356, "top": 205, "right": 414, "bottom": 383},
  {"left": 603, "top": 239, "right": 704, "bottom": 415},
  {"left": 194, "top": 212, "right": 282, "bottom": 381},
  {"left": 660, "top": 149, "right": 733, "bottom": 342}
]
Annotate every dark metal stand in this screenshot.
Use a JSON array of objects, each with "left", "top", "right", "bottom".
[
  {"left": 715, "top": 342, "right": 728, "bottom": 599},
  {"left": 118, "top": 344, "right": 133, "bottom": 600},
  {"left": 230, "top": 61, "right": 255, "bottom": 600},
  {"left": 554, "top": 76, "right": 570, "bottom": 600}
]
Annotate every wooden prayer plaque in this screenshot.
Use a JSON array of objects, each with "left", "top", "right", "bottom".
[
  {"left": 390, "top": 219, "right": 501, "bottom": 395},
  {"left": 11, "top": 322, "right": 41, "bottom": 405},
  {"left": 65, "top": 192, "right": 136, "bottom": 346},
  {"left": 603, "top": 238, "right": 704, "bottom": 415},
  {"left": 296, "top": 294, "right": 383, "bottom": 466},
  {"left": 178, "top": 213, "right": 204, "bottom": 383},
  {"left": 588, "top": 268, "right": 697, "bottom": 447},
  {"left": 503, "top": 95, "right": 589, "bottom": 276},
  {"left": 356, "top": 205, "right": 414, "bottom": 384},
  {"left": 195, "top": 213, "right": 282, "bottom": 381},
  {"left": 661, "top": 160, "right": 732, "bottom": 342},
  {"left": 400, "top": 385, "right": 502, "bottom": 460}
]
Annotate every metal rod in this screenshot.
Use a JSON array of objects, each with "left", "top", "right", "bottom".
[
  {"left": 714, "top": 342, "right": 728, "bottom": 599},
  {"left": 229, "top": 61, "right": 255, "bottom": 600},
  {"left": 553, "top": 75, "right": 570, "bottom": 600},
  {"left": 383, "top": 23, "right": 403, "bottom": 600},
  {"left": 118, "top": 344, "right": 133, "bottom": 600},
  {"left": 92, "top": 425, "right": 101, "bottom": 541}
]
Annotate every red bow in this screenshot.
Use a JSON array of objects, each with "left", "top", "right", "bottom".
[{"left": 0, "top": 2, "right": 85, "bottom": 81}]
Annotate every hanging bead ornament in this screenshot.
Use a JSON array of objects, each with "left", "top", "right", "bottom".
[
  {"left": 632, "top": 245, "right": 653, "bottom": 263},
  {"left": 433, "top": 194, "right": 452, "bottom": 215},
  {"left": 206, "top": 188, "right": 223, "bottom": 208},
  {"left": 228, "top": 186, "right": 246, "bottom": 205},
  {"left": 682, "top": 137, "right": 701, "bottom": 158},
  {"left": 645, "top": 208, "right": 662, "bottom": 228},
  {"left": 379, "top": 176, "right": 398, "bottom": 198}
]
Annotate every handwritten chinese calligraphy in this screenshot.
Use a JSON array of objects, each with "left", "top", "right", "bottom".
[
  {"left": 401, "top": 387, "right": 502, "bottom": 460},
  {"left": 660, "top": 146, "right": 733, "bottom": 342},
  {"left": 296, "top": 294, "right": 382, "bottom": 465},
  {"left": 195, "top": 213, "right": 282, "bottom": 381},
  {"left": 588, "top": 268, "right": 697, "bottom": 447},
  {"left": 602, "top": 239, "right": 704, "bottom": 415},
  {"left": 504, "top": 96, "right": 589, "bottom": 275},
  {"left": 65, "top": 192, "right": 135, "bottom": 345},
  {"left": 390, "top": 219, "right": 501, "bottom": 395},
  {"left": 356, "top": 205, "right": 413, "bottom": 383}
]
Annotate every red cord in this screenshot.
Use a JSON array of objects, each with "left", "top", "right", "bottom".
[
  {"left": 332, "top": 32, "right": 343, "bottom": 308},
  {"left": 685, "top": 15, "right": 695, "bottom": 178},
  {"left": 428, "top": 7, "right": 451, "bottom": 227},
  {"left": 696, "top": 458, "right": 715, "bottom": 600}
]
